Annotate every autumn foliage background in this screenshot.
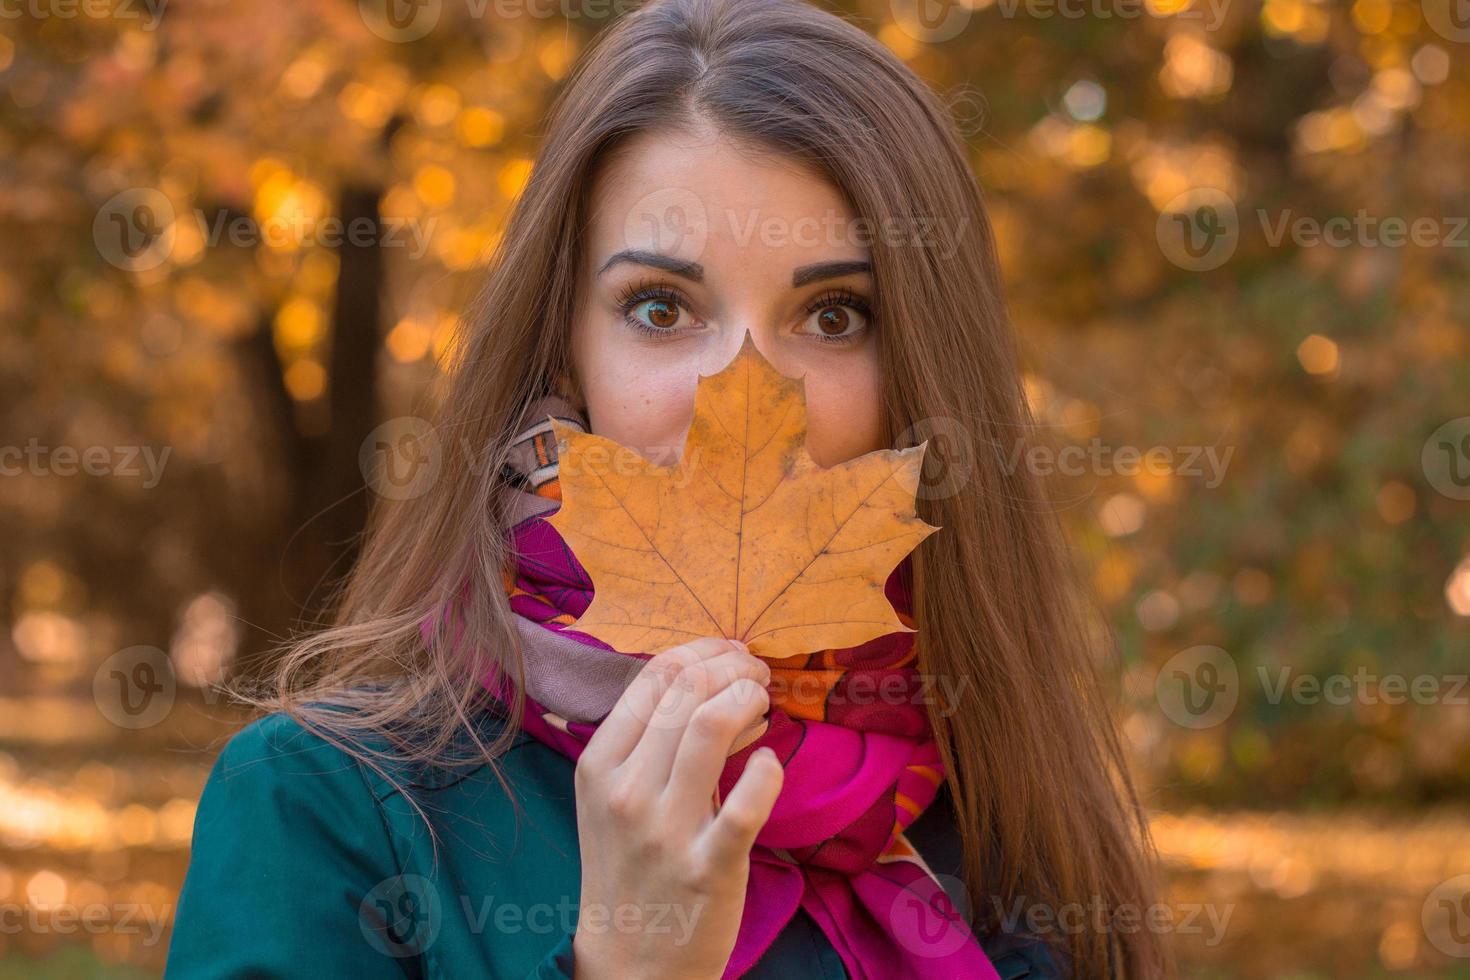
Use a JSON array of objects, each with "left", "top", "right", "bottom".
[{"left": 2, "top": 0, "right": 1469, "bottom": 977}]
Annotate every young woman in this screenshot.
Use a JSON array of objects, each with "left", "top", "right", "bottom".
[{"left": 166, "top": 1, "right": 1170, "bottom": 977}]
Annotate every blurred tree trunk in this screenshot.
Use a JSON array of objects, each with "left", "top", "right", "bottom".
[
  {"left": 232, "top": 186, "right": 383, "bottom": 673},
  {"left": 311, "top": 184, "right": 382, "bottom": 593}
]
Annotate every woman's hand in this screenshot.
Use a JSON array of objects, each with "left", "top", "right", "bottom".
[{"left": 569, "top": 637, "right": 784, "bottom": 980}]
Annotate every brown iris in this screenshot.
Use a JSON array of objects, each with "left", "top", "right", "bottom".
[
  {"left": 646, "top": 300, "right": 679, "bottom": 328},
  {"left": 816, "top": 306, "right": 849, "bottom": 336}
]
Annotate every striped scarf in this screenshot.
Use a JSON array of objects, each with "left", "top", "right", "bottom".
[{"left": 484, "top": 395, "right": 998, "bottom": 980}]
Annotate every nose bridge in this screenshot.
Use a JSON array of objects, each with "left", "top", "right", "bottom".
[{"left": 701, "top": 322, "right": 801, "bottom": 381}]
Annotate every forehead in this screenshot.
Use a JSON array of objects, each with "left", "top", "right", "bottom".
[{"left": 582, "top": 125, "right": 868, "bottom": 275}]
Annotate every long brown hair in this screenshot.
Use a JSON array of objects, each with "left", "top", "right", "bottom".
[{"left": 244, "top": 0, "right": 1170, "bottom": 975}]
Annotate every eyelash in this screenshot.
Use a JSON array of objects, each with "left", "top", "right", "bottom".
[{"left": 614, "top": 281, "right": 873, "bottom": 345}]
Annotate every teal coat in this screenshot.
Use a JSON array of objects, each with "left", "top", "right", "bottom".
[{"left": 166, "top": 706, "right": 1062, "bottom": 979}]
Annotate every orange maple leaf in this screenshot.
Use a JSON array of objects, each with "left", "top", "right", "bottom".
[{"left": 545, "top": 333, "right": 939, "bottom": 660}]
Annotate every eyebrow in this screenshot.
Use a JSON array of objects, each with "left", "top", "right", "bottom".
[
  {"left": 792, "top": 260, "right": 872, "bottom": 287},
  {"left": 596, "top": 250, "right": 873, "bottom": 287},
  {"left": 597, "top": 249, "right": 704, "bottom": 281}
]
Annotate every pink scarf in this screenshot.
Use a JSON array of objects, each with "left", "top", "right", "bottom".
[{"left": 481, "top": 396, "right": 998, "bottom": 980}]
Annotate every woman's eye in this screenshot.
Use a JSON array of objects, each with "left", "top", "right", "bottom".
[
  {"left": 802, "top": 302, "right": 869, "bottom": 343},
  {"left": 625, "top": 296, "right": 692, "bottom": 333},
  {"left": 614, "top": 285, "right": 693, "bottom": 339}
]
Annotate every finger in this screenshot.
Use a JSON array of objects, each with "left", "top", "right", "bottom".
[
  {"left": 662, "top": 676, "right": 772, "bottom": 827},
  {"left": 699, "top": 746, "right": 784, "bottom": 866},
  {"left": 619, "top": 650, "right": 770, "bottom": 791},
  {"left": 581, "top": 637, "right": 736, "bottom": 768}
]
